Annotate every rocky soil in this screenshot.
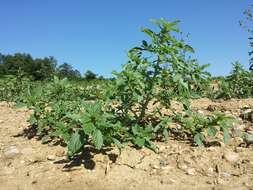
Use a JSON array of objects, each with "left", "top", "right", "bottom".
[{"left": 0, "top": 99, "right": 253, "bottom": 190}]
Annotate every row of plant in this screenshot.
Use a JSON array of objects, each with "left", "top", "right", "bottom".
[
  {"left": 1, "top": 62, "right": 252, "bottom": 105},
  {"left": 0, "top": 75, "right": 108, "bottom": 104},
  {"left": 0, "top": 19, "right": 251, "bottom": 159}
]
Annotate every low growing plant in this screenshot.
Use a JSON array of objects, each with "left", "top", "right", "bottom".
[
  {"left": 214, "top": 62, "right": 253, "bottom": 99},
  {"left": 173, "top": 111, "right": 235, "bottom": 146}
]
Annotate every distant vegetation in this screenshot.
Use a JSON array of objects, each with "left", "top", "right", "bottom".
[{"left": 0, "top": 52, "right": 100, "bottom": 81}]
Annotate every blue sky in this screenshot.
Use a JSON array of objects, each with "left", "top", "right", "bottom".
[{"left": 0, "top": 0, "right": 252, "bottom": 77}]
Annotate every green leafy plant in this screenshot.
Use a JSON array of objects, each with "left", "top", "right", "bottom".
[
  {"left": 26, "top": 19, "right": 211, "bottom": 158},
  {"left": 106, "top": 18, "right": 209, "bottom": 126},
  {"left": 214, "top": 62, "right": 253, "bottom": 99},
  {"left": 173, "top": 111, "right": 235, "bottom": 146},
  {"left": 2, "top": 19, "right": 233, "bottom": 160}
]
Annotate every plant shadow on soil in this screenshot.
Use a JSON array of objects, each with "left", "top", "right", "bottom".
[
  {"left": 14, "top": 123, "right": 223, "bottom": 173},
  {"left": 17, "top": 124, "right": 119, "bottom": 171},
  {"left": 55, "top": 147, "right": 118, "bottom": 171}
]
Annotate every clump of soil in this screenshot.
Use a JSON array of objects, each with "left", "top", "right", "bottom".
[{"left": 0, "top": 99, "right": 253, "bottom": 190}]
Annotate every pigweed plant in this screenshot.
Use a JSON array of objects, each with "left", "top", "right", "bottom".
[
  {"left": 173, "top": 111, "right": 235, "bottom": 146},
  {"left": 1, "top": 19, "right": 236, "bottom": 159},
  {"left": 213, "top": 62, "right": 253, "bottom": 99}
]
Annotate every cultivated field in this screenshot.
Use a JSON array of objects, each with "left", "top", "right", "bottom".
[
  {"left": 0, "top": 98, "right": 253, "bottom": 190},
  {"left": 0, "top": 19, "right": 253, "bottom": 190}
]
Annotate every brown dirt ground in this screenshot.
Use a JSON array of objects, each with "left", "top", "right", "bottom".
[{"left": 0, "top": 99, "right": 253, "bottom": 190}]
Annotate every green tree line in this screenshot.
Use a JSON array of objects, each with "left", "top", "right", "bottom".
[{"left": 0, "top": 52, "right": 100, "bottom": 80}]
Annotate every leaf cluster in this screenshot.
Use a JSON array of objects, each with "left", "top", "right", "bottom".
[
  {"left": 213, "top": 62, "right": 253, "bottom": 99},
  {"left": 173, "top": 111, "right": 235, "bottom": 146}
]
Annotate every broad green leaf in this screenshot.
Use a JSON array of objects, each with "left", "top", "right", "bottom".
[
  {"left": 67, "top": 131, "right": 86, "bottom": 158},
  {"left": 163, "top": 128, "right": 169, "bottom": 142},
  {"left": 145, "top": 139, "right": 156, "bottom": 151},
  {"left": 141, "top": 28, "right": 154, "bottom": 37},
  {"left": 184, "top": 45, "right": 195, "bottom": 53},
  {"left": 49, "top": 130, "right": 62, "bottom": 137},
  {"left": 28, "top": 115, "right": 37, "bottom": 125},
  {"left": 142, "top": 40, "right": 148, "bottom": 47},
  {"left": 62, "top": 133, "right": 71, "bottom": 143},
  {"left": 194, "top": 133, "right": 205, "bottom": 147},
  {"left": 179, "top": 78, "right": 188, "bottom": 90},
  {"left": 222, "top": 127, "right": 231, "bottom": 144},
  {"left": 66, "top": 113, "right": 81, "bottom": 122},
  {"left": 244, "top": 133, "right": 253, "bottom": 144},
  {"left": 173, "top": 74, "right": 181, "bottom": 82},
  {"left": 132, "top": 125, "right": 140, "bottom": 135},
  {"left": 14, "top": 102, "right": 27, "bottom": 109},
  {"left": 153, "top": 124, "right": 161, "bottom": 132},
  {"left": 93, "top": 129, "right": 103, "bottom": 150},
  {"left": 207, "top": 126, "right": 217, "bottom": 137},
  {"left": 134, "top": 137, "right": 145, "bottom": 148},
  {"left": 82, "top": 123, "right": 94, "bottom": 135}
]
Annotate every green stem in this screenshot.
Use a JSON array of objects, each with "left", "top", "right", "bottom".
[{"left": 136, "top": 58, "right": 161, "bottom": 123}]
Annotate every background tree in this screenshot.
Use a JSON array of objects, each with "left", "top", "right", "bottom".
[
  {"left": 31, "top": 56, "right": 57, "bottom": 80},
  {"left": 84, "top": 70, "right": 97, "bottom": 80},
  {"left": 98, "top": 75, "right": 105, "bottom": 80},
  {"left": 3, "top": 53, "right": 33, "bottom": 75},
  {"left": 0, "top": 52, "right": 91, "bottom": 81},
  {"left": 0, "top": 53, "right": 57, "bottom": 80},
  {"left": 57, "top": 62, "right": 82, "bottom": 80},
  {"left": 0, "top": 54, "right": 6, "bottom": 75}
]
